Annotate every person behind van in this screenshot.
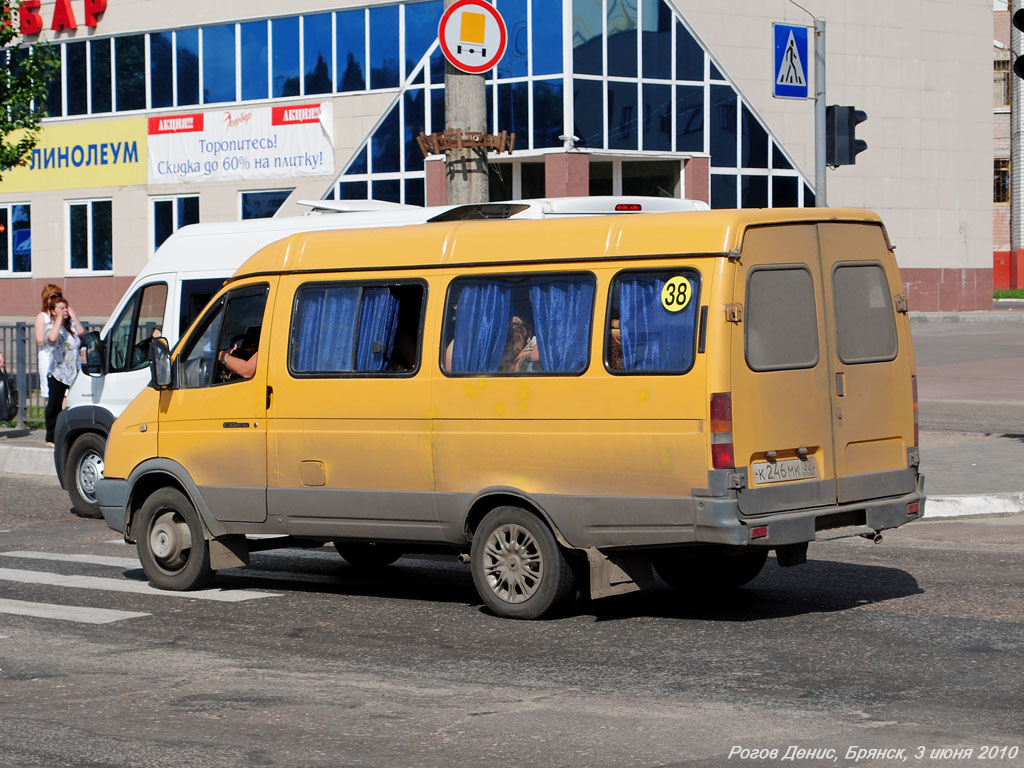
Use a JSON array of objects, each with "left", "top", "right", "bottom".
[
  {"left": 43, "top": 297, "right": 82, "bottom": 445},
  {"left": 34, "top": 284, "right": 81, "bottom": 403}
]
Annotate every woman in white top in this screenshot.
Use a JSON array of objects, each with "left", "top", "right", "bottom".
[
  {"left": 34, "top": 283, "right": 82, "bottom": 403},
  {"left": 43, "top": 297, "right": 82, "bottom": 445}
]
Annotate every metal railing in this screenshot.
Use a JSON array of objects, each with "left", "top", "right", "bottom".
[{"left": 1, "top": 321, "right": 96, "bottom": 429}]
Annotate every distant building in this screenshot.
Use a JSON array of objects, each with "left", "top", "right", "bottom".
[{"left": 0, "top": 0, "right": 992, "bottom": 318}]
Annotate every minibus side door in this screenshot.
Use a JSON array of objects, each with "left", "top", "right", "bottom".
[
  {"left": 158, "top": 280, "right": 274, "bottom": 523},
  {"left": 731, "top": 224, "right": 838, "bottom": 515},
  {"left": 816, "top": 222, "right": 916, "bottom": 502}
]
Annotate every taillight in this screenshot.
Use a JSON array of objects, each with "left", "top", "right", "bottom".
[
  {"left": 911, "top": 375, "right": 919, "bottom": 446},
  {"left": 614, "top": 203, "right": 642, "bottom": 212},
  {"left": 710, "top": 392, "right": 734, "bottom": 469}
]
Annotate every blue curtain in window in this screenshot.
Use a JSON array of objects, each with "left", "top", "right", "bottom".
[
  {"left": 292, "top": 286, "right": 360, "bottom": 372},
  {"left": 451, "top": 283, "right": 511, "bottom": 373},
  {"left": 619, "top": 276, "right": 694, "bottom": 371},
  {"left": 529, "top": 279, "right": 594, "bottom": 372},
  {"left": 355, "top": 287, "right": 400, "bottom": 371}
]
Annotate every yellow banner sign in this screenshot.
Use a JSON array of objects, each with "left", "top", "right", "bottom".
[{"left": 0, "top": 118, "right": 147, "bottom": 193}]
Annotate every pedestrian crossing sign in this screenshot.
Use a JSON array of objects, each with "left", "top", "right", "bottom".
[{"left": 773, "top": 23, "right": 809, "bottom": 99}]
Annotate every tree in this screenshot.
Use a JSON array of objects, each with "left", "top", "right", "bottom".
[{"left": 0, "top": 1, "right": 59, "bottom": 178}]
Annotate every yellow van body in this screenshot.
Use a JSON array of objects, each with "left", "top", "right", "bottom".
[{"left": 99, "top": 208, "right": 924, "bottom": 619}]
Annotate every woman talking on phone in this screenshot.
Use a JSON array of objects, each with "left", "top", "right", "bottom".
[{"left": 43, "top": 296, "right": 82, "bottom": 446}]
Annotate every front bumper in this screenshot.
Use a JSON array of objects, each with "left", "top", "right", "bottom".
[{"left": 96, "top": 477, "right": 130, "bottom": 535}]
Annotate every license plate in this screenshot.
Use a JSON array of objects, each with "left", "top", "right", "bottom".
[{"left": 751, "top": 457, "right": 818, "bottom": 484}]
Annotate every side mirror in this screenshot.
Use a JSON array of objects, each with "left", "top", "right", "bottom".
[
  {"left": 81, "top": 331, "right": 104, "bottom": 376},
  {"left": 149, "top": 337, "right": 172, "bottom": 389}
]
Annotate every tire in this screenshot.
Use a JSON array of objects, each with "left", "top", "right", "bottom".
[
  {"left": 653, "top": 546, "right": 768, "bottom": 592},
  {"left": 135, "top": 487, "right": 215, "bottom": 591},
  {"left": 332, "top": 542, "right": 403, "bottom": 568},
  {"left": 66, "top": 433, "right": 106, "bottom": 518},
  {"left": 471, "top": 506, "right": 576, "bottom": 620}
]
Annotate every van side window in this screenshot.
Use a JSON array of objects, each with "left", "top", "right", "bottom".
[
  {"left": 179, "top": 284, "right": 268, "bottom": 388},
  {"left": 832, "top": 263, "right": 898, "bottom": 364},
  {"left": 606, "top": 269, "right": 701, "bottom": 374},
  {"left": 289, "top": 282, "right": 424, "bottom": 375},
  {"left": 107, "top": 282, "right": 169, "bottom": 373},
  {"left": 745, "top": 266, "right": 819, "bottom": 371},
  {"left": 442, "top": 273, "right": 595, "bottom": 376}
]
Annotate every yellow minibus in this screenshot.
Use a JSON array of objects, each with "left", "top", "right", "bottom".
[{"left": 97, "top": 208, "right": 925, "bottom": 619}]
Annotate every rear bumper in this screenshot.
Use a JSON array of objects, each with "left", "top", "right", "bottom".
[
  {"left": 696, "top": 476, "right": 925, "bottom": 548},
  {"left": 96, "top": 477, "right": 130, "bottom": 535}
]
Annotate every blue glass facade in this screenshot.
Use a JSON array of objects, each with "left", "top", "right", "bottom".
[{"left": 34, "top": 0, "right": 808, "bottom": 209}]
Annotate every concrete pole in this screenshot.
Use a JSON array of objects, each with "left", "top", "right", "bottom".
[
  {"left": 444, "top": 0, "right": 489, "bottom": 204},
  {"left": 1012, "top": 0, "right": 1024, "bottom": 262},
  {"left": 814, "top": 18, "right": 826, "bottom": 207}
]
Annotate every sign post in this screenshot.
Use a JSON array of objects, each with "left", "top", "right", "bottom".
[{"left": 438, "top": 0, "right": 508, "bottom": 204}]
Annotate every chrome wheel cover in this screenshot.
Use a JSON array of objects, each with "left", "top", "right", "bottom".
[
  {"left": 149, "top": 511, "right": 192, "bottom": 571},
  {"left": 482, "top": 523, "right": 544, "bottom": 604},
  {"left": 76, "top": 449, "right": 104, "bottom": 504}
]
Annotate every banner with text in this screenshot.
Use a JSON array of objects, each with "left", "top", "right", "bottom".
[{"left": 148, "top": 102, "right": 334, "bottom": 184}]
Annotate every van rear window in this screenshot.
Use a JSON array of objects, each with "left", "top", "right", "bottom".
[
  {"left": 442, "top": 273, "right": 595, "bottom": 376},
  {"left": 606, "top": 269, "right": 701, "bottom": 374},
  {"left": 745, "top": 266, "right": 819, "bottom": 371},
  {"left": 833, "top": 263, "right": 898, "bottom": 364}
]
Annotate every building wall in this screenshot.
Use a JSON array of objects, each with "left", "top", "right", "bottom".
[
  {"left": 673, "top": 0, "right": 993, "bottom": 309},
  {"left": 0, "top": 0, "right": 996, "bottom": 317}
]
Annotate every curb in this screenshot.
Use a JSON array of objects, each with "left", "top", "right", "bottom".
[
  {"left": 0, "top": 445, "right": 54, "bottom": 477},
  {"left": 924, "top": 493, "right": 1024, "bottom": 519}
]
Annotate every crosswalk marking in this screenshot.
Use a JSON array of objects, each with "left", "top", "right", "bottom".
[
  {"left": 0, "top": 598, "right": 149, "bottom": 624},
  {"left": 0, "top": 567, "right": 279, "bottom": 602},
  {"left": 2, "top": 551, "right": 139, "bottom": 568}
]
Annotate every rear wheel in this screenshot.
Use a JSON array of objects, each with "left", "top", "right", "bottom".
[
  {"left": 66, "top": 433, "right": 105, "bottom": 518},
  {"left": 653, "top": 546, "right": 768, "bottom": 592},
  {"left": 471, "top": 506, "right": 576, "bottom": 620},
  {"left": 135, "top": 487, "right": 214, "bottom": 591},
  {"left": 332, "top": 542, "right": 403, "bottom": 568}
]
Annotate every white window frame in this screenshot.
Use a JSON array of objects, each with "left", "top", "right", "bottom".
[
  {"left": 150, "top": 194, "right": 200, "bottom": 255},
  {"left": 65, "top": 198, "right": 114, "bottom": 275}
]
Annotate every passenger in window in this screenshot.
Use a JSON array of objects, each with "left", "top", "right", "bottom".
[
  {"left": 499, "top": 316, "right": 541, "bottom": 373},
  {"left": 608, "top": 318, "right": 624, "bottom": 370}
]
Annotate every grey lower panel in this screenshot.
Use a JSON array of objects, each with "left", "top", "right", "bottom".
[
  {"left": 435, "top": 492, "right": 698, "bottom": 549},
  {"left": 837, "top": 468, "right": 916, "bottom": 504},
  {"left": 96, "top": 478, "right": 129, "bottom": 534},
  {"left": 268, "top": 487, "right": 446, "bottom": 542},
  {"left": 201, "top": 485, "right": 269, "bottom": 524}
]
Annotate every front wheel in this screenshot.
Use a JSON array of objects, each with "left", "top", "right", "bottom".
[
  {"left": 135, "top": 487, "right": 214, "bottom": 591},
  {"left": 66, "top": 433, "right": 105, "bottom": 518},
  {"left": 471, "top": 506, "right": 576, "bottom": 620},
  {"left": 653, "top": 546, "right": 768, "bottom": 592}
]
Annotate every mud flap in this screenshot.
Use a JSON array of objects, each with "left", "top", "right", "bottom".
[{"left": 585, "top": 548, "right": 656, "bottom": 600}]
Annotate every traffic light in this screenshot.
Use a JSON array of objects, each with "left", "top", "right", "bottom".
[
  {"left": 826, "top": 105, "right": 867, "bottom": 167},
  {"left": 1014, "top": 9, "right": 1024, "bottom": 78}
]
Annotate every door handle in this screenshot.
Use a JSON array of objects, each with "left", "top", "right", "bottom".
[
  {"left": 835, "top": 372, "right": 845, "bottom": 397},
  {"left": 223, "top": 422, "right": 250, "bottom": 429}
]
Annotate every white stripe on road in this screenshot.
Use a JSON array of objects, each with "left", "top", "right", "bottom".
[
  {"left": 0, "top": 598, "right": 149, "bottom": 624},
  {"left": 2, "top": 551, "right": 140, "bottom": 568},
  {"left": 0, "top": 568, "right": 278, "bottom": 602}
]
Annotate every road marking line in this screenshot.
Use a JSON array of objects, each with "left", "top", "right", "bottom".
[
  {"left": 2, "top": 551, "right": 139, "bottom": 568},
  {"left": 0, "top": 568, "right": 278, "bottom": 602},
  {"left": 0, "top": 597, "right": 149, "bottom": 624}
]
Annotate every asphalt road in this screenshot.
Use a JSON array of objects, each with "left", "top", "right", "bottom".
[
  {"left": 0, "top": 474, "right": 1021, "bottom": 768},
  {"left": 912, "top": 322, "right": 1024, "bottom": 435}
]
